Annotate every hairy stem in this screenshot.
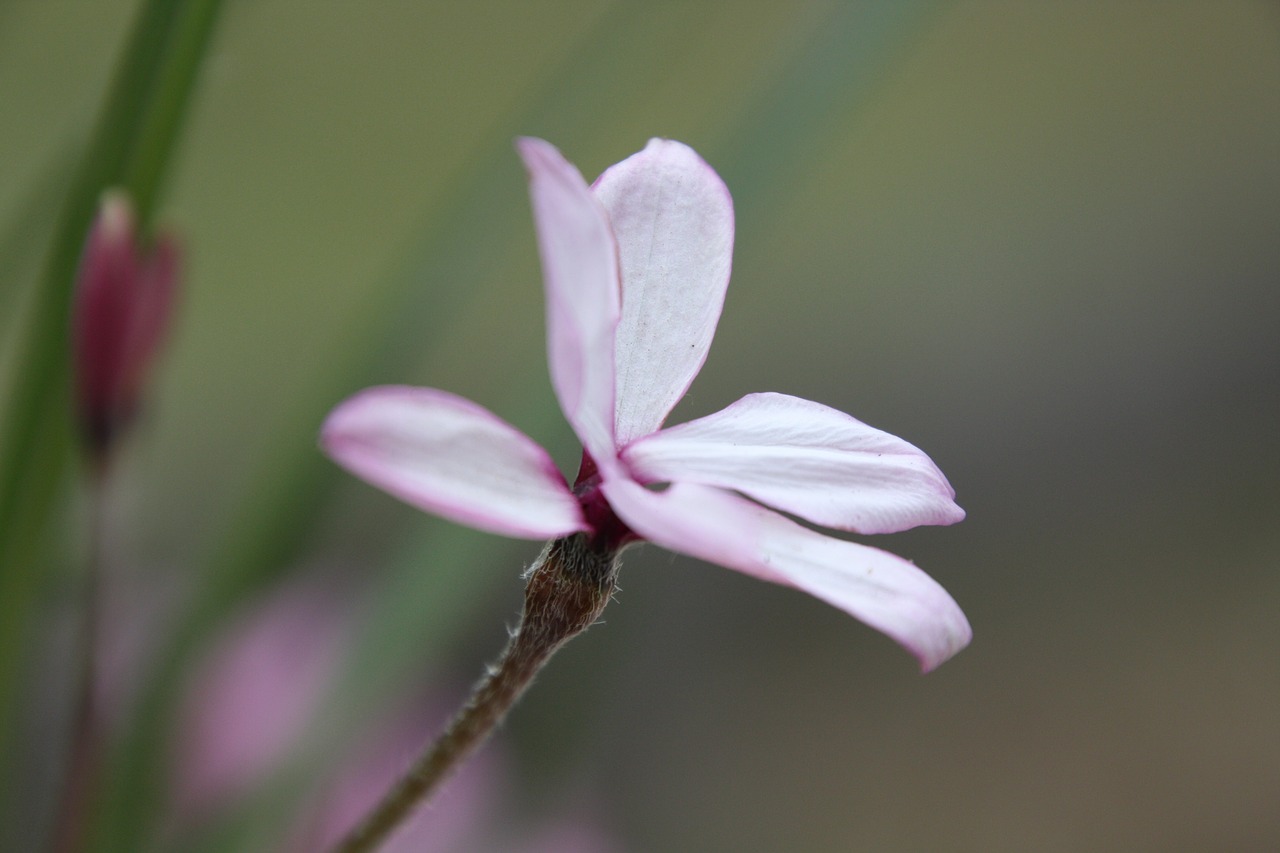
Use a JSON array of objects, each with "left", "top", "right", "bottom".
[{"left": 331, "top": 533, "right": 619, "bottom": 853}]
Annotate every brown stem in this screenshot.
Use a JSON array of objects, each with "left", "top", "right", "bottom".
[
  {"left": 50, "top": 465, "right": 109, "bottom": 853},
  {"left": 331, "top": 533, "right": 620, "bottom": 853}
]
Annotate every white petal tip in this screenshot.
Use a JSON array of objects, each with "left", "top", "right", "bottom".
[
  {"left": 515, "top": 136, "right": 564, "bottom": 173},
  {"left": 911, "top": 607, "right": 972, "bottom": 673}
]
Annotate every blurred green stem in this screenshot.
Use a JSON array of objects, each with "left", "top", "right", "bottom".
[{"left": 0, "top": 0, "right": 224, "bottom": 833}]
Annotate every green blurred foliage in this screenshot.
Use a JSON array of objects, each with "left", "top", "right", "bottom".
[{"left": 1, "top": 2, "right": 1278, "bottom": 851}]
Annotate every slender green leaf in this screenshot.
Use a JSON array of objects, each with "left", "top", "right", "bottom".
[{"left": 0, "top": 0, "right": 226, "bottom": 845}]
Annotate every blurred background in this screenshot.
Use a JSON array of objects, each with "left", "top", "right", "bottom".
[{"left": 2, "top": 2, "right": 1278, "bottom": 851}]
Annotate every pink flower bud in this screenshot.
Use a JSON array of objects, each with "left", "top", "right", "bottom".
[{"left": 71, "top": 192, "right": 179, "bottom": 457}]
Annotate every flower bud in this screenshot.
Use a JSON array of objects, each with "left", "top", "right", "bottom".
[{"left": 71, "top": 192, "right": 179, "bottom": 458}]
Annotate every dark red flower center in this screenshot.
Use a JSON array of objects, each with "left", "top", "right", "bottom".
[{"left": 572, "top": 451, "right": 638, "bottom": 552}]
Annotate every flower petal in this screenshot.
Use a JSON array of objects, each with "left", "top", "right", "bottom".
[
  {"left": 601, "top": 479, "right": 970, "bottom": 671},
  {"left": 593, "top": 139, "right": 734, "bottom": 446},
  {"left": 621, "top": 392, "right": 965, "bottom": 534},
  {"left": 517, "top": 137, "right": 619, "bottom": 461},
  {"left": 321, "top": 386, "right": 587, "bottom": 539}
]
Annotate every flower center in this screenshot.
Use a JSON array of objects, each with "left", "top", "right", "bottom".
[{"left": 572, "top": 451, "right": 637, "bottom": 552}]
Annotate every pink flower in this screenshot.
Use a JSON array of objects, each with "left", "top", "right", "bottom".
[
  {"left": 170, "top": 583, "right": 618, "bottom": 851},
  {"left": 322, "top": 138, "right": 970, "bottom": 670},
  {"left": 292, "top": 706, "right": 502, "bottom": 853},
  {"left": 171, "top": 583, "right": 348, "bottom": 820},
  {"left": 296, "top": 711, "right": 621, "bottom": 853},
  {"left": 71, "top": 192, "right": 179, "bottom": 456}
]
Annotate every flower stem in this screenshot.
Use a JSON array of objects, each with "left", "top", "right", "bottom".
[
  {"left": 331, "top": 533, "right": 620, "bottom": 853},
  {"left": 50, "top": 463, "right": 109, "bottom": 853}
]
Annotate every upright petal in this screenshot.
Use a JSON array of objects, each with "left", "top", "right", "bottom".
[
  {"left": 593, "top": 139, "right": 734, "bottom": 446},
  {"left": 601, "top": 480, "right": 970, "bottom": 671},
  {"left": 621, "top": 392, "right": 965, "bottom": 534},
  {"left": 517, "top": 137, "right": 619, "bottom": 461},
  {"left": 321, "top": 386, "right": 587, "bottom": 539}
]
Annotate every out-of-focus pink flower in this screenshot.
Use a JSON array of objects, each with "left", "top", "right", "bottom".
[
  {"left": 71, "top": 192, "right": 179, "bottom": 457},
  {"left": 322, "top": 138, "right": 970, "bottom": 670},
  {"left": 291, "top": 706, "right": 501, "bottom": 853},
  {"left": 171, "top": 585, "right": 620, "bottom": 851},
  {"left": 293, "top": 707, "right": 619, "bottom": 853},
  {"left": 171, "top": 583, "right": 347, "bottom": 820}
]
